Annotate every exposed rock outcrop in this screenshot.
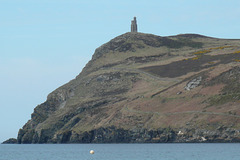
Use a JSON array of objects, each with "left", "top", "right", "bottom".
[
  {"left": 2, "top": 138, "right": 17, "bottom": 144},
  {"left": 185, "top": 76, "right": 202, "bottom": 91},
  {"left": 17, "top": 126, "right": 240, "bottom": 143}
]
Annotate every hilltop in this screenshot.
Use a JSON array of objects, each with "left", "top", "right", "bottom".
[{"left": 17, "top": 32, "right": 240, "bottom": 143}]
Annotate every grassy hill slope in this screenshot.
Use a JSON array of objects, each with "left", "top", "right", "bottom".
[{"left": 17, "top": 32, "right": 240, "bottom": 143}]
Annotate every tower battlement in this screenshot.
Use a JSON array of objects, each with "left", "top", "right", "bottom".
[{"left": 131, "top": 17, "right": 138, "bottom": 32}]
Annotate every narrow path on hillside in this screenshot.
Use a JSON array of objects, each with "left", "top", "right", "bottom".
[
  {"left": 100, "top": 67, "right": 183, "bottom": 98},
  {"left": 102, "top": 67, "right": 181, "bottom": 82},
  {"left": 124, "top": 106, "right": 240, "bottom": 118}
]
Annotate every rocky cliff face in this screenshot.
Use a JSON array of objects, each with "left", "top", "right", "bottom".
[
  {"left": 2, "top": 138, "right": 17, "bottom": 144},
  {"left": 17, "top": 32, "right": 240, "bottom": 143}
]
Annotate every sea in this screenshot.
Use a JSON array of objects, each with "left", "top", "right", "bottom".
[{"left": 0, "top": 143, "right": 240, "bottom": 160}]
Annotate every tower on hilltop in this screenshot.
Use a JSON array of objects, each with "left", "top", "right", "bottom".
[{"left": 131, "top": 17, "right": 138, "bottom": 32}]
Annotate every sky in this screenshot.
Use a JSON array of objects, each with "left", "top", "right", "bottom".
[{"left": 1, "top": 0, "right": 240, "bottom": 143}]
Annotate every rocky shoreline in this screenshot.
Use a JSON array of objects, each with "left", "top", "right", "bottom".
[
  {"left": 16, "top": 126, "right": 240, "bottom": 144},
  {"left": 2, "top": 138, "right": 17, "bottom": 144}
]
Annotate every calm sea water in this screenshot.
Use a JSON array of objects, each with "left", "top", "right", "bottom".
[{"left": 0, "top": 143, "right": 240, "bottom": 160}]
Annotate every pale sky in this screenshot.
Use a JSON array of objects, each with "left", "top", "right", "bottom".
[{"left": 1, "top": 0, "right": 240, "bottom": 143}]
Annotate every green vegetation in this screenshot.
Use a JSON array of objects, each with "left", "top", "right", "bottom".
[
  {"left": 208, "top": 94, "right": 240, "bottom": 106},
  {"left": 177, "top": 37, "right": 203, "bottom": 48}
]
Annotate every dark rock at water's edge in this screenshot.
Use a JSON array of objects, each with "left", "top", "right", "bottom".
[
  {"left": 17, "top": 126, "right": 240, "bottom": 144},
  {"left": 2, "top": 138, "right": 17, "bottom": 144}
]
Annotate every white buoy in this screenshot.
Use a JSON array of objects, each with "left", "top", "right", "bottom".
[{"left": 90, "top": 150, "right": 95, "bottom": 154}]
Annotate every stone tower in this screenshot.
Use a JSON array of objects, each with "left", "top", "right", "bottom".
[{"left": 131, "top": 17, "right": 138, "bottom": 32}]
